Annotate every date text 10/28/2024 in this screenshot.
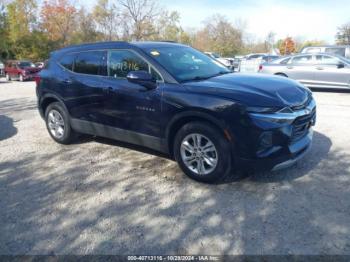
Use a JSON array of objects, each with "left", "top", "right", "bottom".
[{"left": 128, "top": 256, "right": 220, "bottom": 261}]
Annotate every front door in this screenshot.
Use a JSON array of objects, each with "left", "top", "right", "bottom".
[
  {"left": 101, "top": 49, "right": 163, "bottom": 138},
  {"left": 286, "top": 55, "right": 316, "bottom": 86}
]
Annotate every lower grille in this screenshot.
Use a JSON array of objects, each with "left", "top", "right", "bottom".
[{"left": 291, "top": 108, "right": 316, "bottom": 142}]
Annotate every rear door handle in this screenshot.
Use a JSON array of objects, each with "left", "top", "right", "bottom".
[
  {"left": 103, "top": 86, "right": 114, "bottom": 93},
  {"left": 316, "top": 67, "right": 324, "bottom": 70},
  {"left": 62, "top": 79, "right": 72, "bottom": 84},
  {"left": 286, "top": 66, "right": 294, "bottom": 69}
]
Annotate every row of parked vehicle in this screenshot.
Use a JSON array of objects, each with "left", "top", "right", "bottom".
[
  {"left": 0, "top": 60, "right": 44, "bottom": 81},
  {"left": 258, "top": 45, "right": 350, "bottom": 90},
  {"left": 205, "top": 45, "right": 350, "bottom": 90}
]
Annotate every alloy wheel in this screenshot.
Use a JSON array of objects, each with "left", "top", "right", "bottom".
[
  {"left": 47, "top": 109, "right": 65, "bottom": 139},
  {"left": 180, "top": 133, "right": 218, "bottom": 175}
]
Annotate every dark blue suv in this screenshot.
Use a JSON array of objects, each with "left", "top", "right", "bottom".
[{"left": 37, "top": 41, "right": 316, "bottom": 183}]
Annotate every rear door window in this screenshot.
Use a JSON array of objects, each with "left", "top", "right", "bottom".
[
  {"left": 59, "top": 53, "right": 76, "bottom": 71},
  {"left": 315, "top": 55, "right": 340, "bottom": 65},
  {"left": 279, "top": 58, "right": 291, "bottom": 64},
  {"left": 74, "top": 51, "right": 107, "bottom": 76}
]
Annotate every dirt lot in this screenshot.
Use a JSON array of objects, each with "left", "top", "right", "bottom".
[{"left": 0, "top": 79, "right": 350, "bottom": 255}]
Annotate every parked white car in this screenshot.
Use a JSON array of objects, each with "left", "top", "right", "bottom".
[
  {"left": 301, "top": 45, "right": 350, "bottom": 59},
  {"left": 205, "top": 52, "right": 234, "bottom": 70},
  {"left": 0, "top": 60, "right": 4, "bottom": 76}
]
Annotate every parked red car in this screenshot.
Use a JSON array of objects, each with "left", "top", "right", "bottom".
[{"left": 4, "top": 60, "right": 42, "bottom": 81}]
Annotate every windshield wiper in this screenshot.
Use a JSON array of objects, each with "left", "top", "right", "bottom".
[{"left": 183, "top": 71, "right": 231, "bottom": 83}]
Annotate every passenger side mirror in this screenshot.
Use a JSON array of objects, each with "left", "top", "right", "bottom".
[
  {"left": 126, "top": 71, "right": 157, "bottom": 90},
  {"left": 337, "top": 62, "right": 345, "bottom": 69}
]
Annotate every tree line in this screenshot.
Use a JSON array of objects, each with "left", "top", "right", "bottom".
[{"left": 0, "top": 0, "right": 349, "bottom": 62}]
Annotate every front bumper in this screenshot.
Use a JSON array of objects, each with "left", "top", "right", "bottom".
[
  {"left": 271, "top": 129, "right": 313, "bottom": 171},
  {"left": 236, "top": 129, "right": 313, "bottom": 172},
  {"left": 233, "top": 97, "right": 316, "bottom": 172}
]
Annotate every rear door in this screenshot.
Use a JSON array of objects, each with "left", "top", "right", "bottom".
[
  {"left": 57, "top": 50, "right": 108, "bottom": 122},
  {"left": 285, "top": 55, "right": 316, "bottom": 86},
  {"left": 313, "top": 55, "right": 350, "bottom": 89}
]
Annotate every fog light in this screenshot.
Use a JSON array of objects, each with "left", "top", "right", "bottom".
[{"left": 259, "top": 131, "right": 273, "bottom": 148}]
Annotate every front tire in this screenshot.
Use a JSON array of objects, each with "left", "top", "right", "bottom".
[
  {"left": 5, "top": 74, "right": 10, "bottom": 81},
  {"left": 19, "top": 74, "right": 24, "bottom": 82},
  {"left": 174, "top": 122, "right": 232, "bottom": 183},
  {"left": 45, "top": 102, "right": 75, "bottom": 144}
]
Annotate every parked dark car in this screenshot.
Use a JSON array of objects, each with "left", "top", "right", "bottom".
[
  {"left": 5, "top": 60, "right": 42, "bottom": 81},
  {"left": 37, "top": 41, "right": 316, "bottom": 183}
]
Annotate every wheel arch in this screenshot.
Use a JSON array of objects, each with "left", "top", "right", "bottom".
[
  {"left": 39, "top": 94, "right": 68, "bottom": 118},
  {"left": 166, "top": 110, "right": 231, "bottom": 157},
  {"left": 274, "top": 72, "right": 288, "bottom": 77}
]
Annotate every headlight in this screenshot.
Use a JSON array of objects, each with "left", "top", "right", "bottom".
[{"left": 246, "top": 106, "right": 281, "bottom": 113}]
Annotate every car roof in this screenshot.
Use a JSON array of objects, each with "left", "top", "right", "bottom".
[
  {"left": 132, "top": 41, "right": 187, "bottom": 49},
  {"left": 53, "top": 41, "right": 187, "bottom": 57}
]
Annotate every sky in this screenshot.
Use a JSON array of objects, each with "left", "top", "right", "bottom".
[{"left": 85, "top": 0, "right": 350, "bottom": 44}]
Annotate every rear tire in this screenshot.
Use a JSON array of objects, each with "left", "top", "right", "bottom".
[
  {"left": 19, "top": 74, "right": 24, "bottom": 82},
  {"left": 174, "top": 121, "right": 232, "bottom": 183},
  {"left": 5, "top": 74, "right": 10, "bottom": 81},
  {"left": 45, "top": 102, "right": 75, "bottom": 144}
]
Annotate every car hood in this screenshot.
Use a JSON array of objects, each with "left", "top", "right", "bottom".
[{"left": 183, "top": 73, "right": 310, "bottom": 107}]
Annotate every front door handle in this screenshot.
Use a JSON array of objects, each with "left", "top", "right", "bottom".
[
  {"left": 316, "top": 67, "right": 324, "bottom": 70},
  {"left": 286, "top": 66, "right": 294, "bottom": 69}
]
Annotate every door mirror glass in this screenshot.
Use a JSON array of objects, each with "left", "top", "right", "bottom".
[{"left": 126, "top": 71, "right": 156, "bottom": 89}]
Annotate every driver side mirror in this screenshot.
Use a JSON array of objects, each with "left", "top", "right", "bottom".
[
  {"left": 126, "top": 71, "right": 157, "bottom": 90},
  {"left": 337, "top": 62, "right": 345, "bottom": 69}
]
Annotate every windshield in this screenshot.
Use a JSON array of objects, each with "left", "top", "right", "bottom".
[
  {"left": 146, "top": 46, "right": 230, "bottom": 82},
  {"left": 18, "top": 62, "right": 35, "bottom": 69}
]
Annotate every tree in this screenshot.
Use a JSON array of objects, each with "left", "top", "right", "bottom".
[
  {"left": 152, "top": 11, "right": 191, "bottom": 44},
  {"left": 40, "top": 0, "right": 77, "bottom": 47},
  {"left": 297, "top": 39, "right": 327, "bottom": 52},
  {"left": 278, "top": 37, "right": 296, "bottom": 55},
  {"left": 336, "top": 22, "right": 350, "bottom": 45},
  {"left": 193, "top": 14, "right": 243, "bottom": 56},
  {"left": 92, "top": 0, "right": 119, "bottom": 41},
  {"left": 119, "top": 0, "right": 160, "bottom": 40},
  {"left": 0, "top": 2, "right": 10, "bottom": 59},
  {"left": 6, "top": 0, "right": 37, "bottom": 43},
  {"left": 72, "top": 7, "right": 103, "bottom": 43}
]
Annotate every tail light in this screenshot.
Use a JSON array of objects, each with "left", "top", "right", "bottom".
[
  {"left": 34, "top": 75, "right": 41, "bottom": 86},
  {"left": 259, "top": 64, "right": 263, "bottom": 71}
]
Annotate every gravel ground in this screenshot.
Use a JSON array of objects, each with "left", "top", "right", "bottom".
[{"left": 0, "top": 79, "right": 350, "bottom": 255}]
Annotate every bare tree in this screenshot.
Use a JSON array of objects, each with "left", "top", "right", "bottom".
[
  {"left": 92, "top": 0, "right": 120, "bottom": 41},
  {"left": 118, "top": 0, "right": 159, "bottom": 40},
  {"left": 336, "top": 22, "right": 350, "bottom": 45}
]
